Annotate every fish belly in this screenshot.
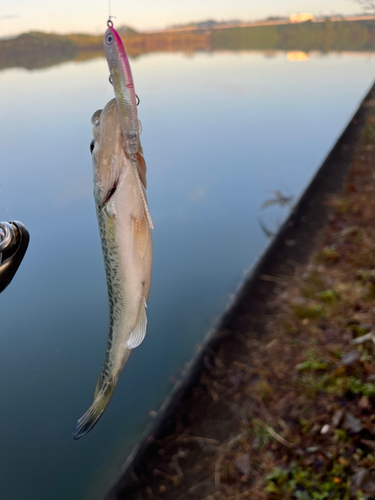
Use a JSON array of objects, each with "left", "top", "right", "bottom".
[{"left": 100, "top": 168, "right": 152, "bottom": 378}]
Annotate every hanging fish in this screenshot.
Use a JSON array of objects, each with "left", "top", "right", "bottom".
[{"left": 73, "top": 98, "right": 153, "bottom": 439}]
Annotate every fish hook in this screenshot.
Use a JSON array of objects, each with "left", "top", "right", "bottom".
[
  {"left": 136, "top": 94, "right": 140, "bottom": 106},
  {"left": 109, "top": 75, "right": 113, "bottom": 85}
]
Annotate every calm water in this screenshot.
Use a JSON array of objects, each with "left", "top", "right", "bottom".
[{"left": 0, "top": 50, "right": 374, "bottom": 499}]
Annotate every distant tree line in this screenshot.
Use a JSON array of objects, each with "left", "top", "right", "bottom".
[
  {"left": 355, "top": 1, "right": 375, "bottom": 10},
  {"left": 0, "top": 32, "right": 79, "bottom": 70},
  {"left": 211, "top": 20, "right": 375, "bottom": 52}
]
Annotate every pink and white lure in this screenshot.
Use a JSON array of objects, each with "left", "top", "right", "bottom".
[{"left": 104, "top": 21, "right": 141, "bottom": 157}]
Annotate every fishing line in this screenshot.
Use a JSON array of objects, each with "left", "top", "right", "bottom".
[{"left": 107, "top": 0, "right": 116, "bottom": 25}]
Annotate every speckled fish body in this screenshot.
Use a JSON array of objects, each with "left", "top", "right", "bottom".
[
  {"left": 104, "top": 23, "right": 140, "bottom": 157},
  {"left": 73, "top": 98, "right": 153, "bottom": 439}
]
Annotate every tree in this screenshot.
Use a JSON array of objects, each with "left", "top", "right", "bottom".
[{"left": 354, "top": 0, "right": 375, "bottom": 10}]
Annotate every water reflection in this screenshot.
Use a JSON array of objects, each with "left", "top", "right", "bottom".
[
  {"left": 287, "top": 51, "right": 309, "bottom": 61},
  {"left": 2, "top": 47, "right": 375, "bottom": 71},
  {"left": 260, "top": 190, "right": 294, "bottom": 211},
  {"left": 258, "top": 217, "right": 275, "bottom": 239},
  {"left": 258, "top": 191, "right": 294, "bottom": 239}
]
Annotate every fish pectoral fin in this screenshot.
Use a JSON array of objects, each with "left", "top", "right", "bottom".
[
  {"left": 125, "top": 300, "right": 147, "bottom": 349},
  {"left": 72, "top": 379, "right": 116, "bottom": 440}
]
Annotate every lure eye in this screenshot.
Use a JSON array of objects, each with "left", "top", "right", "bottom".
[
  {"left": 106, "top": 34, "right": 114, "bottom": 45},
  {"left": 90, "top": 139, "right": 95, "bottom": 153}
]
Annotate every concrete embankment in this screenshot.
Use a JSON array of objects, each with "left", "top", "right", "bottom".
[{"left": 106, "top": 83, "right": 375, "bottom": 500}]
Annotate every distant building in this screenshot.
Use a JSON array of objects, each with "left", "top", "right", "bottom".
[{"left": 290, "top": 13, "right": 315, "bottom": 23}]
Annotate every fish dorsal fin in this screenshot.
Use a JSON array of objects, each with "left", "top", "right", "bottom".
[{"left": 125, "top": 299, "right": 147, "bottom": 349}]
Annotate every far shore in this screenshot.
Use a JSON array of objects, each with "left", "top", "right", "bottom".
[{"left": 1, "top": 17, "right": 375, "bottom": 71}]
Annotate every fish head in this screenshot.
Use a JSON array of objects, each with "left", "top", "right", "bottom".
[{"left": 90, "top": 98, "right": 123, "bottom": 210}]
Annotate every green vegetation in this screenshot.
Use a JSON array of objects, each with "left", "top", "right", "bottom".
[
  {"left": 294, "top": 303, "right": 325, "bottom": 320},
  {"left": 265, "top": 460, "right": 352, "bottom": 500},
  {"left": 362, "top": 125, "right": 375, "bottom": 144},
  {"left": 0, "top": 32, "right": 78, "bottom": 70},
  {"left": 211, "top": 20, "right": 375, "bottom": 52}
]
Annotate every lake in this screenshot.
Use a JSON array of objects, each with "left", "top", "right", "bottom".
[{"left": 0, "top": 49, "right": 374, "bottom": 499}]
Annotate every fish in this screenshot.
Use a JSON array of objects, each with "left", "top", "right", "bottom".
[
  {"left": 72, "top": 98, "right": 153, "bottom": 439},
  {"left": 103, "top": 21, "right": 141, "bottom": 158}
]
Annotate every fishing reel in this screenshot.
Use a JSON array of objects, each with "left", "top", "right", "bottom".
[{"left": 0, "top": 221, "right": 29, "bottom": 294}]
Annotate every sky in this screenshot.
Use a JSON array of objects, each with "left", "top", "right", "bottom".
[{"left": 0, "top": 0, "right": 368, "bottom": 38}]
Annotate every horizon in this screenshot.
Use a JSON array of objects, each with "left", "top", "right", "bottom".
[{"left": 0, "top": 0, "right": 371, "bottom": 38}]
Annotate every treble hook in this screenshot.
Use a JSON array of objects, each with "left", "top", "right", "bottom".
[{"left": 136, "top": 94, "right": 140, "bottom": 106}]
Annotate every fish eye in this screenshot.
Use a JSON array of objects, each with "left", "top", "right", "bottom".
[
  {"left": 90, "top": 139, "right": 95, "bottom": 153},
  {"left": 106, "top": 34, "right": 114, "bottom": 45}
]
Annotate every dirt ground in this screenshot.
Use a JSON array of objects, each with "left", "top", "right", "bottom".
[{"left": 112, "top": 90, "right": 375, "bottom": 500}]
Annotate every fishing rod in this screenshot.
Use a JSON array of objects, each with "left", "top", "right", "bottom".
[{"left": 0, "top": 221, "right": 29, "bottom": 294}]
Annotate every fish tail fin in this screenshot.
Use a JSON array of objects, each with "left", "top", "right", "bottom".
[
  {"left": 72, "top": 379, "right": 116, "bottom": 440},
  {"left": 93, "top": 374, "right": 103, "bottom": 400}
]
